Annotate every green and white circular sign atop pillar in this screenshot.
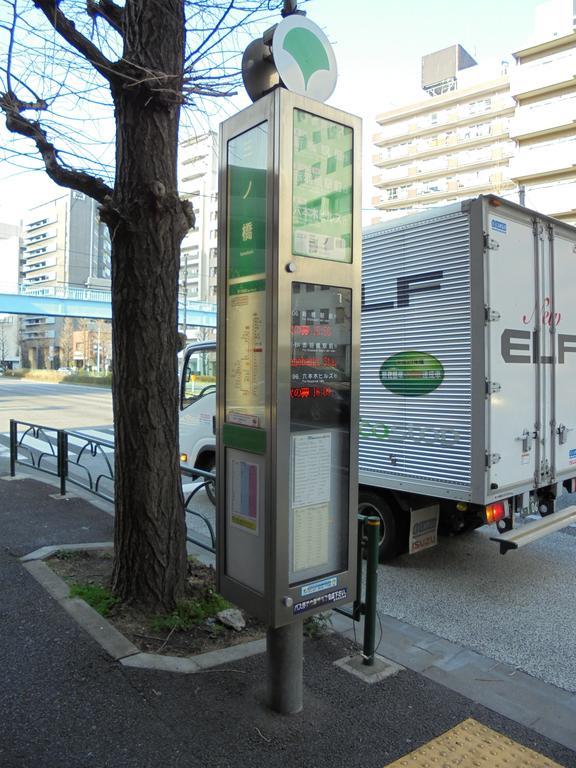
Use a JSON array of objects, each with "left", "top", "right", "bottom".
[{"left": 272, "top": 15, "right": 337, "bottom": 102}]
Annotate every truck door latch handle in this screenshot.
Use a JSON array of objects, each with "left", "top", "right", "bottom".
[{"left": 516, "top": 429, "right": 533, "bottom": 452}]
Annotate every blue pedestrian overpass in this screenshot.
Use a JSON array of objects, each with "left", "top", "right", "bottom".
[{"left": 0, "top": 285, "right": 217, "bottom": 327}]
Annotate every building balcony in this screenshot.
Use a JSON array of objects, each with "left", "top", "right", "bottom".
[
  {"left": 22, "top": 316, "right": 55, "bottom": 325},
  {"left": 22, "top": 271, "right": 57, "bottom": 286},
  {"left": 509, "top": 99, "right": 576, "bottom": 139},
  {"left": 508, "top": 141, "right": 576, "bottom": 180},
  {"left": 522, "top": 179, "right": 576, "bottom": 220},
  {"left": 375, "top": 76, "right": 510, "bottom": 125},
  {"left": 372, "top": 178, "right": 516, "bottom": 210},
  {"left": 373, "top": 124, "right": 511, "bottom": 168},
  {"left": 510, "top": 51, "right": 576, "bottom": 99},
  {"left": 181, "top": 165, "right": 208, "bottom": 183},
  {"left": 22, "top": 330, "right": 55, "bottom": 341},
  {"left": 25, "top": 215, "right": 56, "bottom": 232},
  {"left": 373, "top": 103, "right": 514, "bottom": 146},
  {"left": 22, "top": 258, "right": 57, "bottom": 274},
  {"left": 373, "top": 148, "right": 514, "bottom": 188}
]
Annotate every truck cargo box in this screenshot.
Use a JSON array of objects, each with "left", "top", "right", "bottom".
[{"left": 359, "top": 195, "right": 576, "bottom": 506}]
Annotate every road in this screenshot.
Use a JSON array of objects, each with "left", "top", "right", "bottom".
[
  {"left": 0, "top": 376, "right": 215, "bottom": 552},
  {"left": 2, "top": 377, "right": 576, "bottom": 694},
  {"left": 376, "top": 521, "right": 576, "bottom": 694},
  {"left": 0, "top": 377, "right": 113, "bottom": 433}
]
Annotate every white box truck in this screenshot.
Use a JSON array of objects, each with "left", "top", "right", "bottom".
[{"left": 180, "top": 196, "right": 576, "bottom": 559}]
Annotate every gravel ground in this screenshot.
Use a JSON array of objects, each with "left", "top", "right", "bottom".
[{"left": 376, "top": 508, "right": 576, "bottom": 693}]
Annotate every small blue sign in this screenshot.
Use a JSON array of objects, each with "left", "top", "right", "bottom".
[
  {"left": 300, "top": 576, "right": 338, "bottom": 597},
  {"left": 491, "top": 219, "right": 507, "bottom": 233}
]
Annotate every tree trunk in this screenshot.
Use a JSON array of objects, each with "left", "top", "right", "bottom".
[{"left": 109, "top": 0, "right": 190, "bottom": 611}]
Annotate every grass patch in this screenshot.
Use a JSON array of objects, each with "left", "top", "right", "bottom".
[
  {"left": 304, "top": 612, "right": 333, "bottom": 639},
  {"left": 152, "top": 591, "right": 230, "bottom": 632},
  {"left": 69, "top": 583, "right": 119, "bottom": 616},
  {"left": 55, "top": 550, "right": 89, "bottom": 561}
]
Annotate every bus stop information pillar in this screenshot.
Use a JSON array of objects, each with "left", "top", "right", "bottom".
[{"left": 216, "top": 86, "right": 361, "bottom": 713}]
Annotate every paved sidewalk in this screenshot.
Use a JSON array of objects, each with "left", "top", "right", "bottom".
[{"left": 1, "top": 466, "right": 575, "bottom": 768}]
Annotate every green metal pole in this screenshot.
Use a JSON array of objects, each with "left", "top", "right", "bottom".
[
  {"left": 9, "top": 419, "right": 16, "bottom": 477},
  {"left": 363, "top": 517, "right": 380, "bottom": 666}
]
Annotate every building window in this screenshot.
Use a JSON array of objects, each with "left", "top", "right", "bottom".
[
  {"left": 326, "top": 156, "right": 337, "bottom": 174},
  {"left": 343, "top": 149, "right": 352, "bottom": 167}
]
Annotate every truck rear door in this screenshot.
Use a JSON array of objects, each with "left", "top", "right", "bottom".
[
  {"left": 485, "top": 203, "right": 539, "bottom": 494},
  {"left": 551, "top": 224, "right": 576, "bottom": 481}
]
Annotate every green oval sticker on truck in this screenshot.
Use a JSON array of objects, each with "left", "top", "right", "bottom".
[{"left": 379, "top": 351, "right": 444, "bottom": 397}]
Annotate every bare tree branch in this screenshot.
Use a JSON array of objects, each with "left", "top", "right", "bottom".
[
  {"left": 86, "top": 0, "right": 124, "bottom": 36},
  {"left": 0, "top": 91, "right": 112, "bottom": 203},
  {"left": 5, "top": 0, "right": 17, "bottom": 93},
  {"left": 187, "top": 0, "right": 234, "bottom": 62},
  {"left": 33, "top": 0, "right": 116, "bottom": 82}
]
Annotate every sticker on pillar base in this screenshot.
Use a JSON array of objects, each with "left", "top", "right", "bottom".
[
  {"left": 293, "top": 588, "right": 347, "bottom": 615},
  {"left": 230, "top": 459, "right": 259, "bottom": 534}
]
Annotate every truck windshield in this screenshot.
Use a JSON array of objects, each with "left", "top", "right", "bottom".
[{"left": 182, "top": 346, "right": 217, "bottom": 409}]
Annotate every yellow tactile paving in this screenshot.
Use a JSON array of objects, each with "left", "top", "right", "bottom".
[{"left": 385, "top": 718, "right": 564, "bottom": 767}]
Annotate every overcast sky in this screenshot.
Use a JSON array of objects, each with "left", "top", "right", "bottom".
[{"left": 0, "top": 0, "right": 547, "bottom": 222}]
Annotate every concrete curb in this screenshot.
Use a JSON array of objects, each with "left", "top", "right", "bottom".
[{"left": 21, "top": 542, "right": 267, "bottom": 673}]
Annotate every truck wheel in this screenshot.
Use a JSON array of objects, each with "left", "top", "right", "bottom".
[
  {"left": 358, "top": 491, "right": 397, "bottom": 562},
  {"left": 205, "top": 457, "right": 216, "bottom": 505}
]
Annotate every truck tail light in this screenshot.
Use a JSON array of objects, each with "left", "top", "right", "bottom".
[
  {"left": 180, "top": 452, "right": 188, "bottom": 463},
  {"left": 485, "top": 501, "right": 506, "bottom": 524}
]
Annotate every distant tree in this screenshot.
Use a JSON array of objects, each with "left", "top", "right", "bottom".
[
  {"left": 0, "top": 0, "right": 296, "bottom": 612},
  {"left": 95, "top": 319, "right": 112, "bottom": 371},
  {"left": 59, "top": 318, "right": 75, "bottom": 368},
  {"left": 77, "top": 318, "right": 91, "bottom": 369}
]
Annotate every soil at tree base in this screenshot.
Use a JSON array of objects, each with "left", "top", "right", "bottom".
[{"left": 49, "top": 550, "right": 266, "bottom": 657}]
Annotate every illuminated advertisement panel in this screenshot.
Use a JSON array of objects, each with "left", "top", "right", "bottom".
[
  {"left": 226, "top": 124, "right": 268, "bottom": 427},
  {"left": 292, "top": 110, "right": 353, "bottom": 263},
  {"left": 289, "top": 282, "right": 352, "bottom": 585}
]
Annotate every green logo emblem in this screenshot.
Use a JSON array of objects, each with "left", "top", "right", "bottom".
[
  {"left": 272, "top": 15, "right": 337, "bottom": 102},
  {"left": 282, "top": 28, "right": 330, "bottom": 88},
  {"left": 379, "top": 351, "right": 444, "bottom": 397}
]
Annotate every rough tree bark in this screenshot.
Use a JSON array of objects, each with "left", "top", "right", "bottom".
[{"left": 103, "top": 1, "right": 192, "bottom": 608}]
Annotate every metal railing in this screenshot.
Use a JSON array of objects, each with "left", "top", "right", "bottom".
[
  {"left": 8, "top": 417, "right": 379, "bottom": 662},
  {"left": 8, "top": 418, "right": 216, "bottom": 553}
]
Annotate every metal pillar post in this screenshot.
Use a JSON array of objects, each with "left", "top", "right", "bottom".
[
  {"left": 266, "top": 621, "right": 303, "bottom": 714},
  {"left": 57, "top": 430, "right": 68, "bottom": 496},
  {"left": 9, "top": 419, "right": 16, "bottom": 477},
  {"left": 362, "top": 517, "right": 380, "bottom": 666}
]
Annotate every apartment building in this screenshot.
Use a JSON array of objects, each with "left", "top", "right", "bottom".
[
  {"left": 509, "top": 1, "right": 576, "bottom": 224},
  {"left": 372, "top": 45, "right": 516, "bottom": 222},
  {"left": 0, "top": 222, "right": 21, "bottom": 368},
  {"left": 178, "top": 131, "right": 219, "bottom": 340},
  {"left": 21, "top": 190, "right": 111, "bottom": 368}
]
